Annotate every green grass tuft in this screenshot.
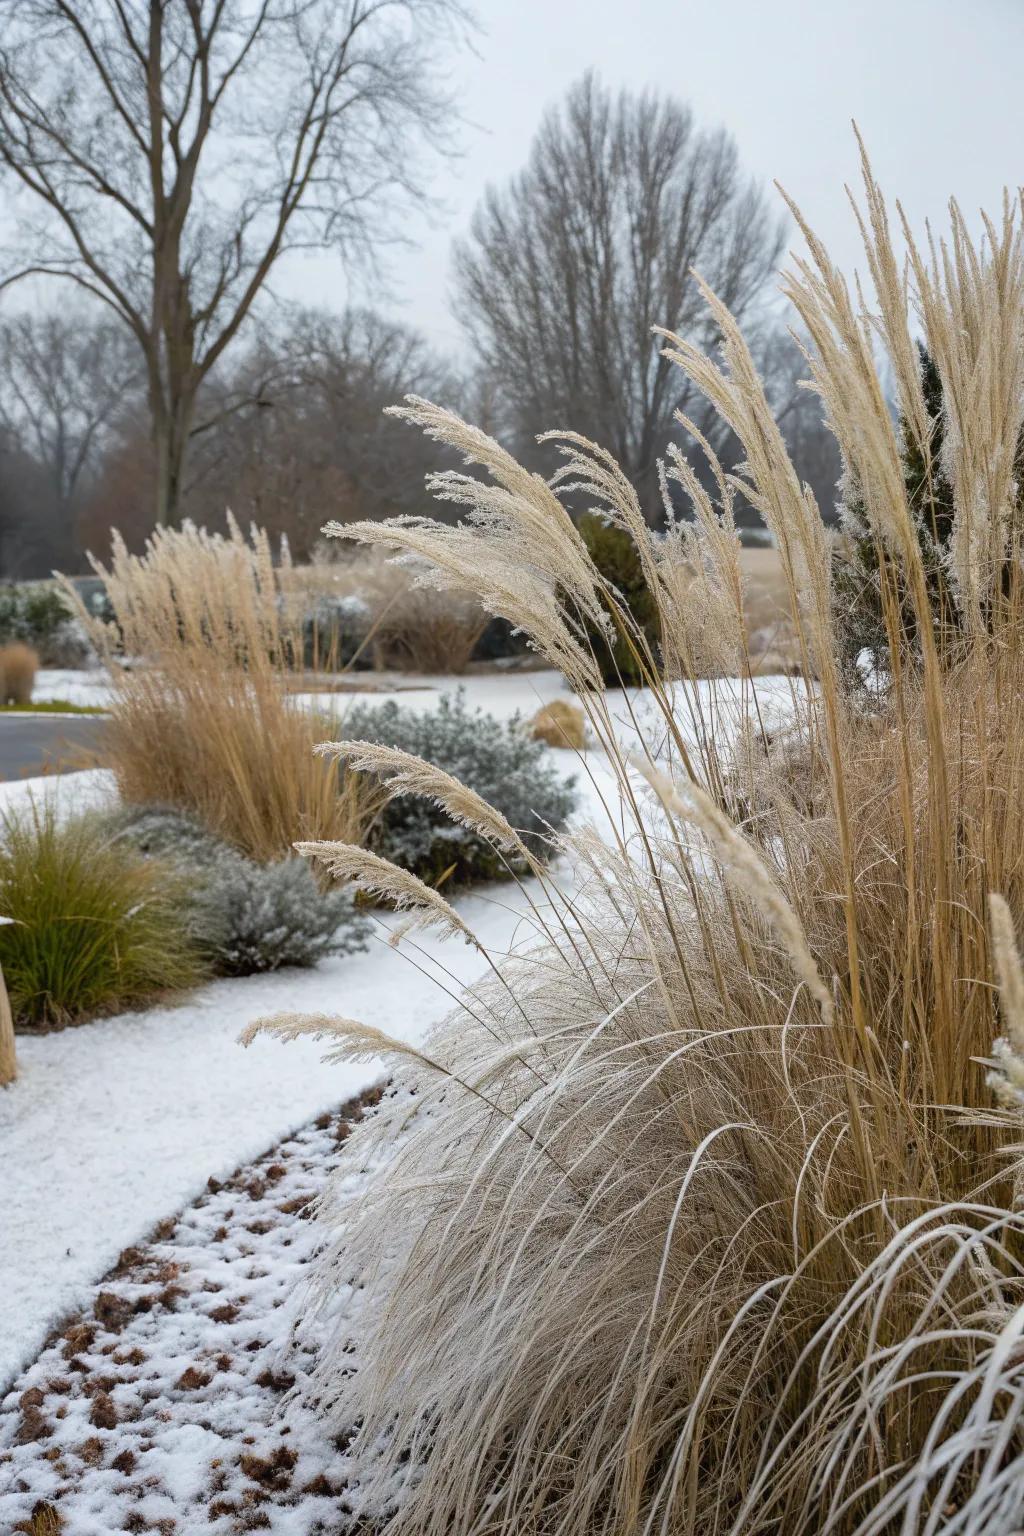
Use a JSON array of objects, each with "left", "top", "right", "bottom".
[{"left": 0, "top": 804, "right": 207, "bottom": 1029}]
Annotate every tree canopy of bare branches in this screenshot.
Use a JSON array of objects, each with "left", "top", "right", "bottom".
[
  {"left": 0, "top": 309, "right": 143, "bottom": 572},
  {"left": 185, "top": 307, "right": 463, "bottom": 555},
  {"left": 454, "top": 72, "right": 785, "bottom": 523},
  {"left": 0, "top": 310, "right": 142, "bottom": 519},
  {"left": 0, "top": 0, "right": 469, "bottom": 526}
]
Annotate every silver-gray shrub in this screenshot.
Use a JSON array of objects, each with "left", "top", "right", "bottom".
[
  {"left": 341, "top": 689, "right": 577, "bottom": 885},
  {"left": 110, "top": 806, "right": 368, "bottom": 975}
]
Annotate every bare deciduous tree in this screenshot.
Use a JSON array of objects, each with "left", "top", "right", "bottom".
[
  {"left": 0, "top": 309, "right": 142, "bottom": 565},
  {"left": 185, "top": 306, "right": 463, "bottom": 555},
  {"left": 453, "top": 72, "right": 785, "bottom": 523},
  {"left": 0, "top": 0, "right": 468, "bottom": 526}
]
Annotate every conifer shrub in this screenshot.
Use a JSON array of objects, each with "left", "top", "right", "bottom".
[
  {"left": 578, "top": 511, "right": 660, "bottom": 685},
  {"left": 341, "top": 691, "right": 577, "bottom": 885},
  {"left": 110, "top": 806, "right": 368, "bottom": 975},
  {"left": 0, "top": 806, "right": 204, "bottom": 1029},
  {"left": 832, "top": 343, "right": 1024, "bottom": 688}
]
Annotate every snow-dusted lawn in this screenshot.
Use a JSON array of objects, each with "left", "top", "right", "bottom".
[
  {"left": 290, "top": 665, "right": 573, "bottom": 721},
  {"left": 0, "top": 766, "right": 116, "bottom": 821},
  {"left": 32, "top": 668, "right": 114, "bottom": 710},
  {"left": 30, "top": 663, "right": 576, "bottom": 721}
]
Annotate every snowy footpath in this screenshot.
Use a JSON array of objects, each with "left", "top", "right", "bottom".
[
  {"left": 0, "top": 861, "right": 548, "bottom": 1391},
  {"left": 1, "top": 1089, "right": 407, "bottom": 1534}
]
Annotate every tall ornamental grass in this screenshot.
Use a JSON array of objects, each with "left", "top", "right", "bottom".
[
  {"left": 252, "top": 156, "right": 1024, "bottom": 1534},
  {"left": 63, "top": 518, "right": 376, "bottom": 863}
]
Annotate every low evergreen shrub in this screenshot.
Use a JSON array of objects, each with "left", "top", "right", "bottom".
[
  {"left": 341, "top": 691, "right": 577, "bottom": 885},
  {"left": 111, "top": 806, "right": 368, "bottom": 974},
  {"left": 577, "top": 512, "right": 660, "bottom": 686}
]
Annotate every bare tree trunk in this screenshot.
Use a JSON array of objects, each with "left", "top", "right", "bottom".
[
  {"left": 0, "top": 961, "right": 16, "bottom": 1086},
  {"left": 153, "top": 411, "right": 170, "bottom": 529},
  {"left": 151, "top": 389, "right": 195, "bottom": 528}
]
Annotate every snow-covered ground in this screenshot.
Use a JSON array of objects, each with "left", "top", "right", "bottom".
[
  {"left": 32, "top": 668, "right": 114, "bottom": 710},
  {"left": 0, "top": 766, "right": 116, "bottom": 822},
  {"left": 291, "top": 665, "right": 572, "bottom": 721},
  {"left": 30, "top": 664, "right": 575, "bottom": 720},
  {"left": 1, "top": 1092, "right": 407, "bottom": 1534},
  {"left": 0, "top": 880, "right": 554, "bottom": 1392}
]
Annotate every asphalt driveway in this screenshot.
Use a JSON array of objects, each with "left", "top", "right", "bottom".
[{"left": 0, "top": 716, "right": 107, "bottom": 781}]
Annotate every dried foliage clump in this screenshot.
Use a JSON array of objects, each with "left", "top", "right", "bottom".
[
  {"left": 287, "top": 546, "right": 491, "bottom": 674},
  {"left": 367, "top": 570, "right": 489, "bottom": 673},
  {"left": 0, "top": 641, "right": 38, "bottom": 705},
  {"left": 62, "top": 518, "right": 374, "bottom": 862},
  {"left": 528, "top": 697, "right": 587, "bottom": 749},
  {"left": 258, "top": 156, "right": 1024, "bottom": 1533}
]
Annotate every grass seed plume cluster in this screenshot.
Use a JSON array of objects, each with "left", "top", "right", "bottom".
[{"left": 63, "top": 518, "right": 376, "bottom": 863}]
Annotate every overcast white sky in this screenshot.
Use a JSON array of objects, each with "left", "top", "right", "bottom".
[{"left": 275, "top": 0, "right": 1024, "bottom": 357}]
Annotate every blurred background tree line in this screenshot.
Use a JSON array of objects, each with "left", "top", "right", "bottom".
[{"left": 0, "top": 2, "right": 840, "bottom": 578}]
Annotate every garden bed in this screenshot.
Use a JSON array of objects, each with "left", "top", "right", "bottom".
[{"left": 1, "top": 1087, "right": 401, "bottom": 1536}]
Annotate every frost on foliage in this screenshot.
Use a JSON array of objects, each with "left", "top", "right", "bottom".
[
  {"left": 110, "top": 805, "right": 368, "bottom": 975},
  {"left": 199, "top": 855, "right": 368, "bottom": 976},
  {"left": 342, "top": 690, "right": 577, "bottom": 885}
]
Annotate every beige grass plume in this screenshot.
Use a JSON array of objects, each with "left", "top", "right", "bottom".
[
  {"left": 295, "top": 840, "right": 479, "bottom": 945},
  {"left": 315, "top": 739, "right": 532, "bottom": 862},
  {"left": 241, "top": 1011, "right": 435, "bottom": 1071},
  {"left": 322, "top": 396, "right": 611, "bottom": 691},
  {"left": 987, "top": 893, "right": 1024, "bottom": 1108}
]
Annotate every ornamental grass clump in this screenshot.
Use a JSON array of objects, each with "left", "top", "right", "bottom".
[
  {"left": 253, "top": 153, "right": 1024, "bottom": 1534},
  {"left": 61, "top": 518, "right": 375, "bottom": 863},
  {"left": 0, "top": 805, "right": 203, "bottom": 1028},
  {"left": 0, "top": 641, "right": 38, "bottom": 705}
]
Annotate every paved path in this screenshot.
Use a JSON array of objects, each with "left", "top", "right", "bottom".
[{"left": 0, "top": 715, "right": 106, "bottom": 781}]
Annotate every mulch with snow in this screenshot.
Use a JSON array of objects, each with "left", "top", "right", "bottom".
[{"left": 1, "top": 1088, "right": 402, "bottom": 1536}]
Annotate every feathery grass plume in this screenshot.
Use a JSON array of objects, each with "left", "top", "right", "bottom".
[
  {"left": 241, "top": 1011, "right": 433, "bottom": 1068},
  {"left": 323, "top": 397, "right": 612, "bottom": 692},
  {"left": 295, "top": 839, "right": 479, "bottom": 944},
  {"left": 59, "top": 518, "right": 376, "bottom": 862},
  {"left": 903, "top": 197, "right": 1024, "bottom": 632},
  {"left": 658, "top": 435, "right": 749, "bottom": 679},
  {"left": 314, "top": 739, "right": 532, "bottom": 863},
  {"left": 260, "top": 147, "right": 1024, "bottom": 1534}
]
